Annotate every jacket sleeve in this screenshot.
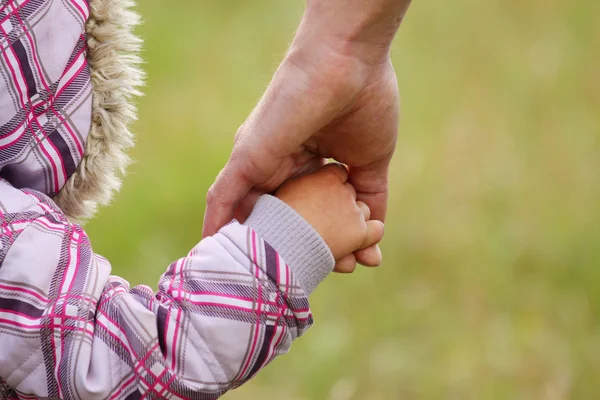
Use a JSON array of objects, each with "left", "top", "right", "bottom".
[{"left": 0, "top": 184, "right": 334, "bottom": 399}]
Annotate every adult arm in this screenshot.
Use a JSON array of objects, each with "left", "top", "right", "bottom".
[{"left": 203, "top": 0, "right": 412, "bottom": 272}]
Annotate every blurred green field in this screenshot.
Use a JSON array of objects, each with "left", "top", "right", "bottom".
[{"left": 85, "top": 0, "right": 600, "bottom": 398}]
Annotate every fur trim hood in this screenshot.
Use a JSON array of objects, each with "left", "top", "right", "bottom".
[
  {"left": 55, "top": 0, "right": 144, "bottom": 222},
  {"left": 0, "top": 0, "right": 143, "bottom": 223}
]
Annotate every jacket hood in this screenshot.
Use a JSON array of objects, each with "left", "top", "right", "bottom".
[{"left": 0, "top": 0, "right": 143, "bottom": 222}]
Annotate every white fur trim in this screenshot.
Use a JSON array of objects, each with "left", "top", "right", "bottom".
[{"left": 53, "top": 0, "right": 144, "bottom": 223}]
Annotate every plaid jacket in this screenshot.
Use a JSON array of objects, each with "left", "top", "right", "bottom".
[
  {"left": 0, "top": 182, "right": 327, "bottom": 399},
  {"left": 0, "top": 0, "right": 334, "bottom": 399}
]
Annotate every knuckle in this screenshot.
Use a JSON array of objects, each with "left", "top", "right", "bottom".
[
  {"left": 352, "top": 206, "right": 364, "bottom": 219},
  {"left": 206, "top": 185, "right": 218, "bottom": 204},
  {"left": 321, "top": 163, "right": 346, "bottom": 181},
  {"left": 206, "top": 183, "right": 228, "bottom": 207},
  {"left": 321, "top": 166, "right": 339, "bottom": 180}
]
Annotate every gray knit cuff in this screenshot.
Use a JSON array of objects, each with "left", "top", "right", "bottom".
[{"left": 244, "top": 195, "right": 335, "bottom": 295}]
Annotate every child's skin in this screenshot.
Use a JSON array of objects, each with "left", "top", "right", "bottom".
[{"left": 275, "top": 163, "right": 385, "bottom": 268}]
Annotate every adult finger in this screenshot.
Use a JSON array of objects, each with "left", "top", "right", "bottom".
[
  {"left": 349, "top": 159, "right": 391, "bottom": 222},
  {"left": 232, "top": 188, "right": 265, "bottom": 224},
  {"left": 333, "top": 253, "right": 357, "bottom": 274},
  {"left": 202, "top": 159, "right": 253, "bottom": 238},
  {"left": 290, "top": 156, "right": 327, "bottom": 180}
]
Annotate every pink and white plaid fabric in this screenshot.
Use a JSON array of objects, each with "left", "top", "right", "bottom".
[
  {"left": 0, "top": 0, "right": 91, "bottom": 197},
  {"left": 0, "top": 181, "right": 313, "bottom": 399},
  {"left": 0, "top": 1, "right": 316, "bottom": 399}
]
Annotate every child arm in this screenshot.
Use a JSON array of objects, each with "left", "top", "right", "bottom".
[{"left": 0, "top": 186, "right": 333, "bottom": 399}]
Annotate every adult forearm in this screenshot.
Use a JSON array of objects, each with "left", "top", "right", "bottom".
[{"left": 297, "top": 0, "right": 412, "bottom": 63}]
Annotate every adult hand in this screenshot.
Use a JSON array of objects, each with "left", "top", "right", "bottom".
[{"left": 203, "top": 0, "right": 412, "bottom": 273}]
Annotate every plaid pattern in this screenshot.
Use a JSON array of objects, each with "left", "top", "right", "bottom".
[
  {"left": 0, "top": 179, "right": 313, "bottom": 399},
  {"left": 0, "top": 0, "right": 91, "bottom": 197},
  {"left": 0, "top": 1, "right": 316, "bottom": 398}
]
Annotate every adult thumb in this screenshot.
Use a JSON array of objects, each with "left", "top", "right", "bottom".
[{"left": 202, "top": 160, "right": 253, "bottom": 238}]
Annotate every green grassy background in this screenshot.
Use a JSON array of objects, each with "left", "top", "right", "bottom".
[{"left": 85, "top": 0, "right": 600, "bottom": 398}]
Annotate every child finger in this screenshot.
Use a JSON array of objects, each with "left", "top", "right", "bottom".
[
  {"left": 356, "top": 201, "right": 371, "bottom": 221},
  {"left": 333, "top": 254, "right": 357, "bottom": 274},
  {"left": 344, "top": 182, "right": 357, "bottom": 199},
  {"left": 360, "top": 220, "right": 385, "bottom": 249},
  {"left": 355, "top": 245, "right": 383, "bottom": 267},
  {"left": 320, "top": 162, "right": 349, "bottom": 183}
]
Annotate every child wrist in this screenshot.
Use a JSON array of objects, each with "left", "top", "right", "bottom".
[{"left": 244, "top": 195, "right": 335, "bottom": 295}]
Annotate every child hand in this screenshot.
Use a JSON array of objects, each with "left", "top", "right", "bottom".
[{"left": 275, "top": 163, "right": 385, "bottom": 272}]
